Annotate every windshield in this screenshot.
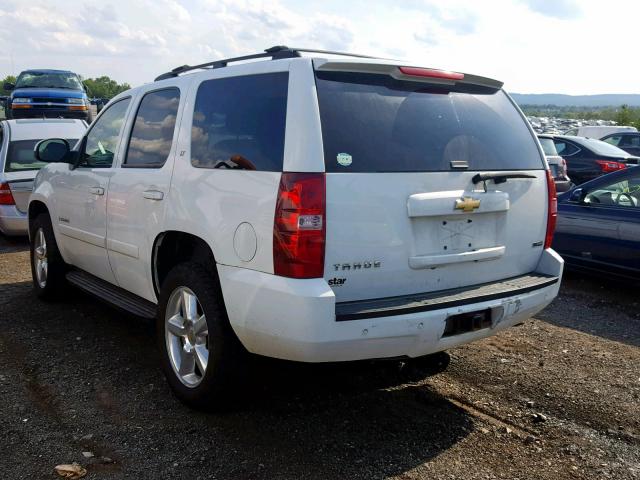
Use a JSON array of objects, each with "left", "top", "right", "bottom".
[
  {"left": 315, "top": 71, "right": 544, "bottom": 172},
  {"left": 15, "top": 72, "right": 83, "bottom": 90},
  {"left": 538, "top": 137, "right": 559, "bottom": 156},
  {"left": 4, "top": 139, "right": 78, "bottom": 172},
  {"left": 578, "top": 137, "right": 632, "bottom": 157}
]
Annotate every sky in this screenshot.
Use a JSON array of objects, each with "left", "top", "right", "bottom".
[{"left": 0, "top": 0, "right": 637, "bottom": 94}]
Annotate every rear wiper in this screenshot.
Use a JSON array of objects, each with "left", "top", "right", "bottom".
[{"left": 472, "top": 172, "right": 537, "bottom": 185}]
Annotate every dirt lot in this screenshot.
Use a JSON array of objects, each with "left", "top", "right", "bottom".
[{"left": 0, "top": 234, "right": 638, "bottom": 480}]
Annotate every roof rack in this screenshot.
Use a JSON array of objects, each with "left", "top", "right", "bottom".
[{"left": 154, "top": 45, "right": 380, "bottom": 81}]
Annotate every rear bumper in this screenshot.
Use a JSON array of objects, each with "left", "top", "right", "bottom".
[
  {"left": 218, "top": 249, "right": 564, "bottom": 362},
  {"left": 554, "top": 179, "right": 572, "bottom": 193},
  {"left": 0, "top": 205, "right": 28, "bottom": 236}
]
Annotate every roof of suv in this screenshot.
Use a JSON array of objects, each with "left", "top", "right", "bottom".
[{"left": 153, "top": 45, "right": 504, "bottom": 89}]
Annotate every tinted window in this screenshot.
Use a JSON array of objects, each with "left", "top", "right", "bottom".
[
  {"left": 82, "top": 98, "right": 130, "bottom": 168},
  {"left": 620, "top": 135, "right": 640, "bottom": 147},
  {"left": 554, "top": 140, "right": 580, "bottom": 156},
  {"left": 191, "top": 72, "right": 288, "bottom": 171},
  {"left": 5, "top": 139, "right": 78, "bottom": 172},
  {"left": 125, "top": 88, "right": 180, "bottom": 167},
  {"left": 538, "top": 137, "right": 558, "bottom": 156},
  {"left": 315, "top": 72, "right": 543, "bottom": 172}
]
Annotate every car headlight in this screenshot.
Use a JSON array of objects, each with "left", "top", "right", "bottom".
[
  {"left": 12, "top": 97, "right": 31, "bottom": 103},
  {"left": 67, "top": 98, "right": 85, "bottom": 105}
]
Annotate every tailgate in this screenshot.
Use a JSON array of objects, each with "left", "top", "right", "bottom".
[
  {"left": 325, "top": 171, "right": 546, "bottom": 302},
  {"left": 314, "top": 66, "right": 548, "bottom": 303}
]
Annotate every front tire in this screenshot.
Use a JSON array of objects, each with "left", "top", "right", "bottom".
[
  {"left": 30, "top": 213, "right": 67, "bottom": 300},
  {"left": 157, "top": 262, "right": 247, "bottom": 409}
]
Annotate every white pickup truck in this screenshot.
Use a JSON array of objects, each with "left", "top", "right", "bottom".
[{"left": 28, "top": 47, "right": 563, "bottom": 408}]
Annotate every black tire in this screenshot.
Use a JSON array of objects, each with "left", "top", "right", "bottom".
[
  {"left": 30, "top": 213, "right": 67, "bottom": 300},
  {"left": 157, "top": 262, "right": 247, "bottom": 410}
]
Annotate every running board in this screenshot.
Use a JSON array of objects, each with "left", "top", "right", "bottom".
[{"left": 66, "top": 270, "right": 157, "bottom": 319}]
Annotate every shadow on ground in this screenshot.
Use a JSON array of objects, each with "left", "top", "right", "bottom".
[
  {"left": 537, "top": 270, "right": 640, "bottom": 347},
  {"left": 0, "top": 279, "right": 473, "bottom": 479}
]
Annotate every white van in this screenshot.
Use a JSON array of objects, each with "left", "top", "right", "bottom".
[
  {"left": 28, "top": 47, "right": 563, "bottom": 408},
  {"left": 564, "top": 125, "right": 637, "bottom": 139}
]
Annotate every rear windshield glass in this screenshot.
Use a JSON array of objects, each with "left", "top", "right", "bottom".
[
  {"left": 538, "top": 137, "right": 558, "bottom": 156},
  {"left": 5, "top": 139, "right": 78, "bottom": 172},
  {"left": 577, "top": 137, "right": 632, "bottom": 157},
  {"left": 315, "top": 71, "right": 544, "bottom": 172},
  {"left": 191, "top": 72, "right": 288, "bottom": 171}
]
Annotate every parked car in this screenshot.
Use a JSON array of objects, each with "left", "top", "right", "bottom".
[
  {"left": 554, "top": 168, "right": 640, "bottom": 280},
  {"left": 563, "top": 125, "right": 637, "bottom": 138},
  {"left": 0, "top": 119, "right": 86, "bottom": 235},
  {"left": 547, "top": 135, "right": 639, "bottom": 186},
  {"left": 3, "top": 70, "right": 92, "bottom": 123},
  {"left": 28, "top": 46, "right": 563, "bottom": 408},
  {"left": 538, "top": 135, "right": 571, "bottom": 192},
  {"left": 601, "top": 132, "right": 640, "bottom": 157}
]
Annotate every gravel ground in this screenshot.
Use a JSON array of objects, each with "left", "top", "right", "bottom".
[{"left": 0, "top": 234, "right": 638, "bottom": 479}]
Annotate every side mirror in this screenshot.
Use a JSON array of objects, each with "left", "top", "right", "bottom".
[
  {"left": 3, "top": 82, "right": 15, "bottom": 91},
  {"left": 569, "top": 188, "right": 584, "bottom": 203},
  {"left": 34, "top": 138, "right": 71, "bottom": 163}
]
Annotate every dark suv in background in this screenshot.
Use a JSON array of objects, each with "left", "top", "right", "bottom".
[{"left": 3, "top": 69, "right": 92, "bottom": 123}]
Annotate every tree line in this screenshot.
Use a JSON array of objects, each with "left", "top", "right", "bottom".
[
  {"left": 521, "top": 104, "right": 640, "bottom": 130},
  {"left": 1, "top": 74, "right": 130, "bottom": 99}
]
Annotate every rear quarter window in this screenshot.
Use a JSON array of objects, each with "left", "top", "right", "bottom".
[
  {"left": 190, "top": 72, "right": 288, "bottom": 171},
  {"left": 315, "top": 71, "right": 544, "bottom": 173}
]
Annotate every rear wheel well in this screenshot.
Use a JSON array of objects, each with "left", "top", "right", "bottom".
[
  {"left": 28, "top": 201, "right": 50, "bottom": 235},
  {"left": 153, "top": 232, "right": 216, "bottom": 296}
]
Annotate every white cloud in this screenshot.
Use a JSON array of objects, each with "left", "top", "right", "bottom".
[{"left": 0, "top": 0, "right": 636, "bottom": 94}]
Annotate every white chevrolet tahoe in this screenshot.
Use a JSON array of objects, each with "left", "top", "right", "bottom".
[{"left": 28, "top": 46, "right": 563, "bottom": 408}]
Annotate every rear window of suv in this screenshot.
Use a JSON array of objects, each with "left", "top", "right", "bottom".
[
  {"left": 315, "top": 71, "right": 543, "bottom": 173},
  {"left": 191, "top": 72, "right": 288, "bottom": 171}
]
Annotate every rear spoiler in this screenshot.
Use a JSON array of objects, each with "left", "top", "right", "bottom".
[{"left": 314, "top": 60, "right": 503, "bottom": 91}]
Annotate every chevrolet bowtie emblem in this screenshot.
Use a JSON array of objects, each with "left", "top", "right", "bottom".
[{"left": 454, "top": 197, "right": 481, "bottom": 212}]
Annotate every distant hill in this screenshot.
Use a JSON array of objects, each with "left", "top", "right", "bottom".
[{"left": 510, "top": 93, "right": 640, "bottom": 107}]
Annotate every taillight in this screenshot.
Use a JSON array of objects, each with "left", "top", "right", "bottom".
[
  {"left": 273, "top": 173, "right": 326, "bottom": 278},
  {"left": 0, "top": 182, "right": 15, "bottom": 206},
  {"left": 398, "top": 66, "right": 464, "bottom": 81},
  {"left": 561, "top": 158, "right": 568, "bottom": 176},
  {"left": 595, "top": 160, "right": 626, "bottom": 173},
  {"left": 544, "top": 170, "right": 557, "bottom": 249}
]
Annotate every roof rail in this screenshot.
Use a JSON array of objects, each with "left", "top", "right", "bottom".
[{"left": 154, "top": 46, "right": 380, "bottom": 81}]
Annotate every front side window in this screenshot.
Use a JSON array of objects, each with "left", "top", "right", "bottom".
[
  {"left": 603, "top": 135, "right": 622, "bottom": 146},
  {"left": 5, "top": 139, "right": 78, "bottom": 172},
  {"left": 124, "top": 88, "right": 180, "bottom": 167},
  {"left": 82, "top": 98, "right": 131, "bottom": 168},
  {"left": 620, "top": 135, "right": 640, "bottom": 147},
  {"left": 585, "top": 174, "right": 640, "bottom": 208},
  {"left": 191, "top": 72, "right": 288, "bottom": 171}
]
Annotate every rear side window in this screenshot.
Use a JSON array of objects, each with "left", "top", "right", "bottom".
[
  {"left": 538, "top": 137, "right": 558, "bottom": 156},
  {"left": 315, "top": 72, "right": 544, "bottom": 172},
  {"left": 554, "top": 140, "right": 580, "bottom": 156},
  {"left": 191, "top": 72, "right": 288, "bottom": 171},
  {"left": 5, "top": 139, "right": 77, "bottom": 172},
  {"left": 125, "top": 88, "right": 180, "bottom": 167}
]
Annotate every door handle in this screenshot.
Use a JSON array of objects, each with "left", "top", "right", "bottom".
[
  {"left": 89, "top": 186, "right": 105, "bottom": 196},
  {"left": 143, "top": 190, "right": 164, "bottom": 201}
]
